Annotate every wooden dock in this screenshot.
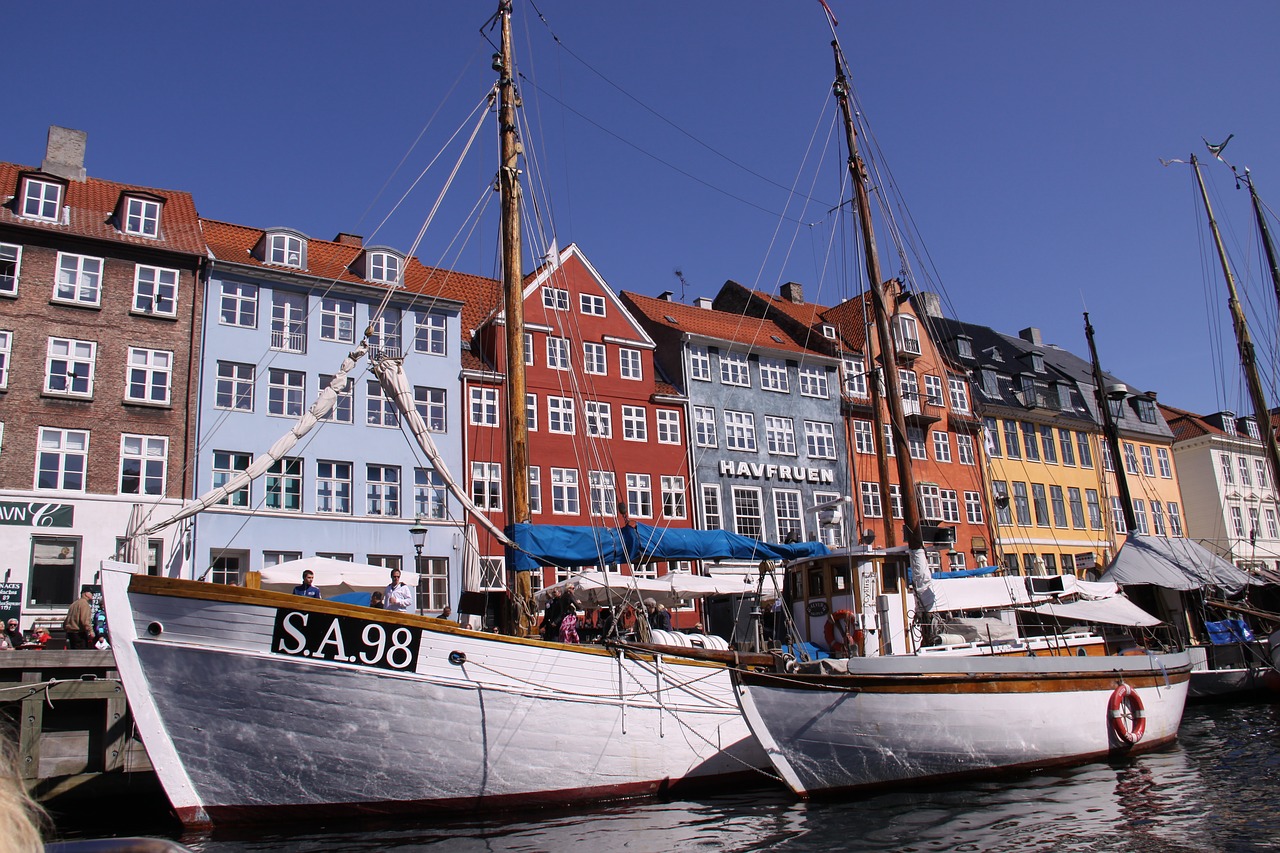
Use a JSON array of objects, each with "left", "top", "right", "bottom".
[{"left": 0, "top": 650, "right": 161, "bottom": 804}]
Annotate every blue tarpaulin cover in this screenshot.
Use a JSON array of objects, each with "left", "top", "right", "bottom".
[
  {"left": 1205, "top": 618, "right": 1255, "bottom": 644},
  {"left": 510, "top": 522, "right": 829, "bottom": 571}
]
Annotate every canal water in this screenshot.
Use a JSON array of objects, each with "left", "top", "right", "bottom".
[{"left": 51, "top": 701, "right": 1280, "bottom": 852}]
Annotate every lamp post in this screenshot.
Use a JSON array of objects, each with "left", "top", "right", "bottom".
[{"left": 409, "top": 516, "right": 428, "bottom": 564}]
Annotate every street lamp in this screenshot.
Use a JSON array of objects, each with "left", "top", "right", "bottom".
[{"left": 409, "top": 515, "right": 428, "bottom": 563}]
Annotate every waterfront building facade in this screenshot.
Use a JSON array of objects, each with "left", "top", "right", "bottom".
[
  {"left": 623, "top": 288, "right": 852, "bottom": 585},
  {"left": 1161, "top": 404, "right": 1280, "bottom": 573},
  {"left": 0, "top": 128, "right": 205, "bottom": 624},
  {"left": 195, "top": 220, "right": 472, "bottom": 613}
]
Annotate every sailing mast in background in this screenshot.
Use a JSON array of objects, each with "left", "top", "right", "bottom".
[
  {"left": 1083, "top": 312, "right": 1138, "bottom": 540},
  {"left": 1192, "top": 152, "right": 1280, "bottom": 502},
  {"left": 830, "top": 41, "right": 923, "bottom": 556},
  {"left": 494, "top": 0, "right": 534, "bottom": 631}
]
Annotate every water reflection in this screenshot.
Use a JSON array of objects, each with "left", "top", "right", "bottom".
[{"left": 58, "top": 704, "right": 1280, "bottom": 853}]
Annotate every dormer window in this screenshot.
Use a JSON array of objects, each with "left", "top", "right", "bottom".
[
  {"left": 1029, "top": 351, "right": 1045, "bottom": 373},
  {"left": 1244, "top": 418, "right": 1261, "bottom": 440},
  {"left": 367, "top": 251, "right": 402, "bottom": 285},
  {"left": 1135, "top": 397, "right": 1158, "bottom": 425},
  {"left": 267, "top": 232, "right": 306, "bottom": 268},
  {"left": 892, "top": 314, "right": 921, "bottom": 356},
  {"left": 1221, "top": 412, "right": 1237, "bottom": 436},
  {"left": 21, "top": 176, "right": 63, "bottom": 221},
  {"left": 123, "top": 196, "right": 162, "bottom": 237},
  {"left": 956, "top": 336, "right": 973, "bottom": 359},
  {"left": 821, "top": 324, "right": 836, "bottom": 339}
]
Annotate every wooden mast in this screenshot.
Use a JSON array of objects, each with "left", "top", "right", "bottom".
[
  {"left": 1083, "top": 313, "right": 1138, "bottom": 536},
  {"left": 831, "top": 41, "right": 923, "bottom": 553},
  {"left": 1194, "top": 154, "right": 1280, "bottom": 505},
  {"left": 495, "top": 0, "right": 532, "bottom": 629}
]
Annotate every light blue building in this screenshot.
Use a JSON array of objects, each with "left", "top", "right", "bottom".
[{"left": 191, "top": 220, "right": 477, "bottom": 613}]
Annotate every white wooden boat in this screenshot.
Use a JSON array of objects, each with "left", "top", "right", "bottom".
[{"left": 102, "top": 567, "right": 767, "bottom": 827}]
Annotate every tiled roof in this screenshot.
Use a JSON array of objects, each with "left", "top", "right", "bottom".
[
  {"left": 201, "top": 218, "right": 495, "bottom": 312},
  {"left": 0, "top": 161, "right": 204, "bottom": 256},
  {"left": 622, "top": 291, "right": 825, "bottom": 357}
]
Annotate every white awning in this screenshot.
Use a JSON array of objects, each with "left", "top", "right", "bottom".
[
  {"left": 534, "top": 570, "right": 750, "bottom": 610},
  {"left": 1017, "top": 595, "right": 1161, "bottom": 627},
  {"left": 259, "top": 557, "right": 418, "bottom": 594}
]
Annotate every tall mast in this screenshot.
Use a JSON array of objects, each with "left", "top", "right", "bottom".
[
  {"left": 1245, "top": 170, "right": 1280, "bottom": 320},
  {"left": 1083, "top": 313, "right": 1138, "bottom": 535},
  {"left": 831, "top": 41, "right": 922, "bottom": 552},
  {"left": 496, "top": 0, "right": 530, "bottom": 527},
  {"left": 1195, "top": 155, "right": 1280, "bottom": 498}
]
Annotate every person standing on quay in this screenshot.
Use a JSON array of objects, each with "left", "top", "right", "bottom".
[
  {"left": 384, "top": 568, "right": 413, "bottom": 613},
  {"left": 292, "top": 570, "right": 322, "bottom": 599},
  {"left": 63, "top": 590, "right": 95, "bottom": 649}
]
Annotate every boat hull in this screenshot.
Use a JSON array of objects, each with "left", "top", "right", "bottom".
[
  {"left": 102, "top": 570, "right": 768, "bottom": 828},
  {"left": 733, "top": 652, "right": 1191, "bottom": 797}
]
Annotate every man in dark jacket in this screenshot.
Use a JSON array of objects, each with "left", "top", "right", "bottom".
[{"left": 63, "top": 590, "right": 95, "bottom": 649}]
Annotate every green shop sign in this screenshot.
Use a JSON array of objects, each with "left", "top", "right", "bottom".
[{"left": 0, "top": 502, "right": 74, "bottom": 528}]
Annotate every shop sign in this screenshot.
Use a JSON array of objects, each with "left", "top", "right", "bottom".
[{"left": 0, "top": 502, "right": 73, "bottom": 528}]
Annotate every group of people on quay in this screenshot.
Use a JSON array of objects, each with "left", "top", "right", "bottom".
[{"left": 290, "top": 567, "right": 418, "bottom": 614}]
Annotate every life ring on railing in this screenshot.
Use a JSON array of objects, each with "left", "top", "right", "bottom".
[
  {"left": 1108, "top": 683, "right": 1146, "bottom": 745},
  {"left": 620, "top": 606, "right": 637, "bottom": 632},
  {"left": 824, "top": 610, "right": 859, "bottom": 656}
]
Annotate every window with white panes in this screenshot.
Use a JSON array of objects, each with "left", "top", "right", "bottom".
[
  {"left": 1058, "top": 428, "right": 1076, "bottom": 466},
  {"left": 918, "top": 484, "right": 943, "bottom": 520},
  {"left": 220, "top": 282, "right": 258, "bottom": 327},
  {"left": 470, "top": 387, "right": 499, "bottom": 426},
  {"left": 542, "top": 287, "right": 569, "bottom": 311},
  {"left": 212, "top": 451, "right": 250, "bottom": 506},
  {"left": 589, "top": 471, "right": 616, "bottom": 517},
  {"left": 369, "top": 307, "right": 401, "bottom": 351},
  {"left": 907, "top": 427, "right": 927, "bottom": 460},
  {"left": 1003, "top": 420, "right": 1021, "bottom": 459},
  {"left": 1239, "top": 456, "right": 1252, "bottom": 486},
  {"left": 861, "top": 482, "right": 882, "bottom": 518},
  {"left": 964, "top": 491, "right": 984, "bottom": 524},
  {"left": 799, "top": 365, "right": 828, "bottom": 398},
  {"left": 266, "top": 458, "right": 303, "bottom": 512},
  {"left": 694, "top": 406, "right": 717, "bottom": 447},
  {"left": 805, "top": 421, "right": 836, "bottom": 459},
  {"left": 414, "top": 467, "right": 447, "bottom": 519},
  {"left": 765, "top": 416, "right": 797, "bottom": 455},
  {"left": 580, "top": 293, "right": 605, "bottom": 316},
  {"left": 1220, "top": 453, "right": 1234, "bottom": 485},
  {"left": 626, "top": 473, "right": 653, "bottom": 518},
  {"left": 948, "top": 376, "right": 969, "bottom": 412},
  {"left": 882, "top": 424, "right": 896, "bottom": 457},
  {"left": 853, "top": 420, "right": 875, "bottom": 455},
  {"left": 662, "top": 476, "right": 686, "bottom": 519},
  {"left": 414, "top": 312, "right": 447, "bottom": 355},
  {"left": 759, "top": 357, "right": 789, "bottom": 392},
  {"left": 622, "top": 405, "right": 646, "bottom": 441},
  {"left": 689, "top": 346, "right": 712, "bottom": 381},
  {"left": 123, "top": 196, "right": 161, "bottom": 237},
  {"left": 724, "top": 410, "right": 756, "bottom": 451},
  {"left": 319, "top": 375, "right": 353, "bottom": 423},
  {"left": 899, "top": 369, "right": 920, "bottom": 414},
  {"left": 1086, "top": 489, "right": 1103, "bottom": 529},
  {"left": 844, "top": 356, "right": 868, "bottom": 398},
  {"left": 1140, "top": 446, "right": 1155, "bottom": 477},
  {"left": 1152, "top": 501, "right": 1166, "bottom": 535},
  {"left": 268, "top": 369, "right": 305, "bottom": 417},
  {"left": 414, "top": 387, "right": 447, "bottom": 432},
  {"left": 317, "top": 461, "right": 352, "bottom": 514},
  {"left": 46, "top": 338, "right": 95, "bottom": 397},
  {"left": 548, "top": 397, "right": 575, "bottom": 434},
  {"left": 0, "top": 243, "right": 20, "bottom": 296},
  {"left": 1031, "top": 483, "right": 1049, "bottom": 526},
  {"left": 1256, "top": 459, "right": 1269, "bottom": 490},
  {"left": 1041, "top": 425, "right": 1058, "bottom": 463},
  {"left": 656, "top": 409, "right": 680, "bottom": 444},
  {"left": 1168, "top": 501, "right": 1184, "bottom": 536},
  {"left": 774, "top": 490, "right": 803, "bottom": 540},
  {"left": 270, "top": 292, "right": 307, "bottom": 353},
  {"left": 701, "top": 484, "right": 722, "bottom": 529},
  {"left": 619, "top": 348, "right": 642, "bottom": 380},
  {"left": 551, "top": 468, "right": 580, "bottom": 514},
  {"left": 1077, "top": 432, "right": 1093, "bottom": 468},
  {"left": 584, "top": 342, "right": 607, "bottom": 375},
  {"left": 1050, "top": 485, "right": 1067, "bottom": 527},
  {"left": 1267, "top": 508, "right": 1279, "bottom": 539},
  {"left": 22, "top": 177, "right": 62, "bottom": 221},
  {"left": 0, "top": 330, "right": 10, "bottom": 388},
  {"left": 584, "top": 401, "right": 612, "bottom": 438},
  {"left": 36, "top": 428, "right": 88, "bottom": 491},
  {"left": 54, "top": 253, "right": 102, "bottom": 305},
  {"left": 367, "top": 251, "right": 401, "bottom": 284},
  {"left": 940, "top": 489, "right": 960, "bottom": 523},
  {"left": 719, "top": 352, "right": 750, "bottom": 387},
  {"left": 1112, "top": 497, "right": 1129, "bottom": 534},
  {"left": 133, "top": 265, "right": 178, "bottom": 316},
  {"left": 268, "top": 232, "right": 305, "bottom": 267},
  {"left": 732, "top": 487, "right": 763, "bottom": 539},
  {"left": 366, "top": 464, "right": 400, "bottom": 516},
  {"left": 1012, "top": 482, "right": 1032, "bottom": 526},
  {"left": 1067, "top": 487, "right": 1085, "bottom": 528},
  {"left": 366, "top": 380, "right": 398, "bottom": 427},
  {"left": 526, "top": 393, "right": 538, "bottom": 432},
  {"left": 992, "top": 481, "right": 1012, "bottom": 525},
  {"left": 956, "top": 433, "right": 975, "bottom": 465},
  {"left": 126, "top": 348, "right": 172, "bottom": 405},
  {"left": 528, "top": 466, "right": 541, "bottom": 514},
  {"left": 932, "top": 431, "right": 951, "bottom": 462},
  {"left": 1123, "top": 442, "right": 1139, "bottom": 475},
  {"left": 320, "top": 298, "right": 355, "bottom": 343},
  {"left": 472, "top": 462, "right": 502, "bottom": 511},
  {"left": 119, "top": 435, "right": 167, "bottom": 496},
  {"left": 546, "top": 337, "right": 570, "bottom": 370},
  {"left": 1022, "top": 423, "right": 1040, "bottom": 462},
  {"left": 923, "top": 374, "right": 944, "bottom": 406}
]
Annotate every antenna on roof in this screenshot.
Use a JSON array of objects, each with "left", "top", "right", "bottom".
[{"left": 674, "top": 268, "right": 689, "bottom": 302}]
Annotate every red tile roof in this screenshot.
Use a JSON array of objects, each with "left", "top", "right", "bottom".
[
  {"left": 623, "top": 291, "right": 826, "bottom": 356},
  {"left": 0, "top": 161, "right": 204, "bottom": 256}
]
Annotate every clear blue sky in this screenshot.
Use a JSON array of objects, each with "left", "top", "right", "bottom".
[{"left": 6, "top": 1, "right": 1280, "bottom": 417}]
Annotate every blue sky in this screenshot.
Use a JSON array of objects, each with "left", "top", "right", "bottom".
[{"left": 7, "top": 1, "right": 1280, "bottom": 417}]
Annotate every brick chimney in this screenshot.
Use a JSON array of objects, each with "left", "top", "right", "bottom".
[
  {"left": 780, "top": 282, "right": 804, "bottom": 304},
  {"left": 42, "top": 126, "right": 87, "bottom": 182},
  {"left": 1019, "top": 327, "right": 1043, "bottom": 346},
  {"left": 334, "top": 233, "right": 364, "bottom": 247},
  {"left": 694, "top": 297, "right": 713, "bottom": 310},
  {"left": 914, "top": 292, "right": 943, "bottom": 319}
]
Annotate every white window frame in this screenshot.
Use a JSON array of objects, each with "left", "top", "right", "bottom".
[
  {"left": 22, "top": 177, "right": 62, "bottom": 221},
  {"left": 693, "top": 406, "right": 717, "bottom": 448},
  {"left": 268, "top": 232, "right": 306, "bottom": 268},
  {"left": 36, "top": 427, "right": 89, "bottom": 492},
  {"left": 415, "top": 466, "right": 448, "bottom": 519},
  {"left": 551, "top": 467, "right": 580, "bottom": 515},
  {"left": 126, "top": 347, "right": 172, "bottom": 405},
  {"left": 317, "top": 460, "right": 353, "bottom": 514},
  {"left": 622, "top": 405, "right": 647, "bottom": 441},
  {"left": 589, "top": 470, "right": 617, "bottom": 517},
  {"left": 584, "top": 401, "right": 613, "bottom": 438},
  {"left": 320, "top": 298, "right": 356, "bottom": 343},
  {"left": 661, "top": 475, "right": 687, "bottom": 519},
  {"left": 689, "top": 346, "right": 712, "bottom": 382},
  {"left": 932, "top": 431, "right": 952, "bottom": 463},
  {"left": 367, "top": 379, "right": 399, "bottom": 428},
  {"left": 854, "top": 420, "right": 875, "bottom": 455},
  {"left": 415, "top": 312, "right": 447, "bottom": 355},
  {"left": 367, "top": 251, "right": 402, "bottom": 285},
  {"left": 0, "top": 243, "right": 20, "bottom": 296},
  {"left": 219, "top": 282, "right": 258, "bottom": 328},
  {"left": 773, "top": 489, "right": 803, "bottom": 541},
  {"left": 948, "top": 376, "right": 970, "bottom": 412},
  {"left": 861, "top": 481, "right": 883, "bottom": 519},
  {"left": 119, "top": 434, "right": 168, "bottom": 496},
  {"left": 366, "top": 464, "right": 401, "bottom": 517},
  {"left": 964, "top": 490, "right": 984, "bottom": 524},
  {"left": 319, "top": 374, "right": 353, "bottom": 424},
  {"left": 798, "top": 365, "right": 829, "bottom": 399},
  {"left": 54, "top": 253, "right": 103, "bottom": 306},
  {"left": 0, "top": 330, "right": 11, "bottom": 389},
  {"left": 266, "top": 457, "right": 303, "bottom": 512},
  {"left": 472, "top": 462, "right": 503, "bottom": 511},
  {"left": 546, "top": 337, "right": 570, "bottom": 370},
  {"left": 132, "top": 264, "right": 179, "bottom": 317},
  {"left": 123, "top": 196, "right": 161, "bottom": 237},
  {"left": 45, "top": 337, "right": 96, "bottom": 397},
  {"left": 548, "top": 396, "right": 575, "bottom": 434},
  {"left": 844, "top": 356, "right": 868, "bottom": 398},
  {"left": 580, "top": 293, "right": 606, "bottom": 316},
  {"left": 619, "top": 347, "right": 643, "bottom": 380},
  {"left": 759, "top": 357, "right": 789, "bottom": 392},
  {"left": 584, "top": 342, "right": 607, "bottom": 375},
  {"left": 212, "top": 450, "right": 251, "bottom": 506},
  {"left": 656, "top": 409, "right": 680, "bottom": 444},
  {"left": 626, "top": 472, "right": 653, "bottom": 518},
  {"left": 268, "top": 368, "right": 306, "bottom": 417},
  {"left": 923, "top": 374, "right": 945, "bottom": 406},
  {"left": 542, "top": 286, "right": 569, "bottom": 311},
  {"left": 720, "top": 351, "right": 751, "bottom": 387},
  {"left": 724, "top": 410, "right": 756, "bottom": 451},
  {"left": 701, "top": 484, "right": 723, "bottom": 529},
  {"left": 804, "top": 421, "right": 836, "bottom": 460},
  {"left": 957, "top": 433, "right": 976, "bottom": 465},
  {"left": 470, "top": 387, "right": 499, "bottom": 426},
  {"left": 731, "top": 486, "right": 764, "bottom": 539},
  {"left": 765, "top": 416, "right": 797, "bottom": 456},
  {"left": 270, "top": 292, "right": 308, "bottom": 353},
  {"left": 414, "top": 386, "right": 447, "bottom": 432}
]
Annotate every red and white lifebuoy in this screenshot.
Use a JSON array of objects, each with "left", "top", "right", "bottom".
[
  {"left": 824, "top": 610, "right": 858, "bottom": 655},
  {"left": 1108, "top": 683, "right": 1146, "bottom": 745}
]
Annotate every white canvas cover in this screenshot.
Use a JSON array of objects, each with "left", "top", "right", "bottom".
[
  {"left": 921, "top": 574, "right": 1125, "bottom": 613},
  {"left": 534, "top": 570, "right": 750, "bottom": 610},
  {"left": 1016, "top": 595, "right": 1162, "bottom": 627},
  {"left": 260, "top": 557, "right": 419, "bottom": 595},
  {"left": 1100, "top": 534, "right": 1254, "bottom": 594}
]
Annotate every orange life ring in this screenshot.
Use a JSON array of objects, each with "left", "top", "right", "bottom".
[
  {"left": 1108, "top": 683, "right": 1146, "bottom": 745},
  {"left": 824, "top": 610, "right": 857, "bottom": 655},
  {"left": 620, "top": 606, "right": 637, "bottom": 631}
]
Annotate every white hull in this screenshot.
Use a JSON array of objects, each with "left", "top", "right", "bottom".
[
  {"left": 734, "top": 652, "right": 1191, "bottom": 797},
  {"left": 102, "top": 569, "right": 767, "bottom": 827}
]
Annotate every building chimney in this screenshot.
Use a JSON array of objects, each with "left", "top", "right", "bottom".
[
  {"left": 657, "top": 290, "right": 674, "bottom": 301},
  {"left": 780, "top": 282, "right": 804, "bottom": 304},
  {"left": 42, "top": 126, "right": 87, "bottom": 182},
  {"left": 914, "top": 292, "right": 943, "bottom": 319},
  {"left": 694, "top": 297, "right": 713, "bottom": 310},
  {"left": 1019, "top": 327, "right": 1043, "bottom": 346},
  {"left": 334, "top": 233, "right": 364, "bottom": 247}
]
